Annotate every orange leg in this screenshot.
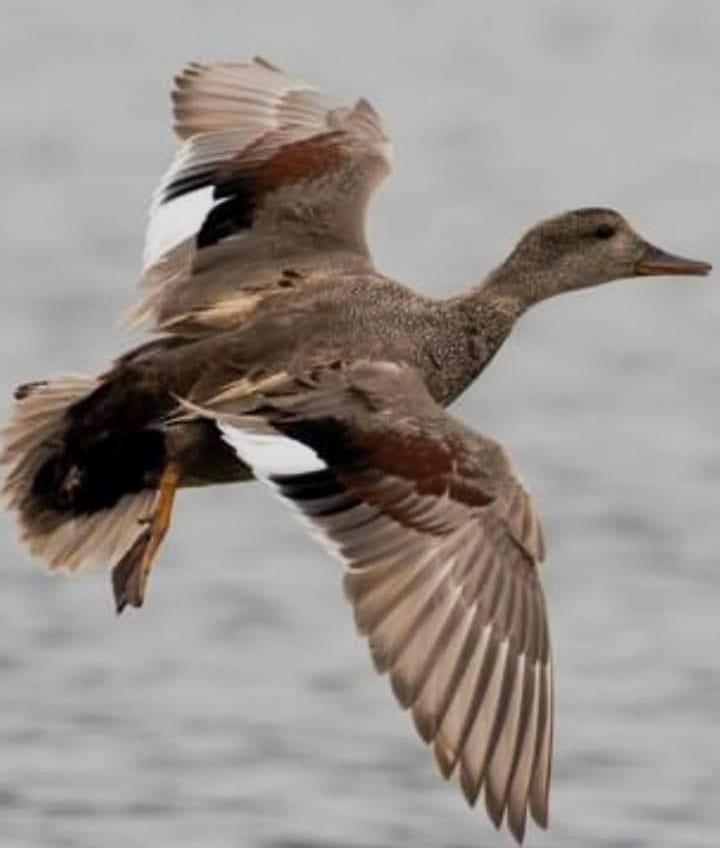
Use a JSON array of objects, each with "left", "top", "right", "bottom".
[{"left": 112, "top": 463, "right": 180, "bottom": 613}]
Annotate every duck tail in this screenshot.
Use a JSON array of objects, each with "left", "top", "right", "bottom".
[{"left": 1, "top": 375, "right": 155, "bottom": 572}]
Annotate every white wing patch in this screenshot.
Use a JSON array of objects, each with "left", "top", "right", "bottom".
[
  {"left": 219, "top": 423, "right": 326, "bottom": 477},
  {"left": 143, "top": 186, "right": 216, "bottom": 268}
]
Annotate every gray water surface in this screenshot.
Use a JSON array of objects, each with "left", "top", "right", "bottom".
[{"left": 2, "top": 2, "right": 719, "bottom": 847}]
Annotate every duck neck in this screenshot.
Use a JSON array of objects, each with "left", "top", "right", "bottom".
[
  {"left": 478, "top": 254, "right": 553, "bottom": 306},
  {"left": 454, "top": 266, "right": 531, "bottom": 348},
  {"left": 435, "top": 274, "right": 529, "bottom": 403}
]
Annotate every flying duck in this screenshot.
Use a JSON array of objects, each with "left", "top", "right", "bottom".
[{"left": 1, "top": 58, "right": 711, "bottom": 843}]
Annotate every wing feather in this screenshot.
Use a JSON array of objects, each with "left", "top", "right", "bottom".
[{"left": 132, "top": 59, "right": 391, "bottom": 332}]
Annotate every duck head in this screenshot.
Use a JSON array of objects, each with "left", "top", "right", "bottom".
[{"left": 489, "top": 208, "right": 711, "bottom": 304}]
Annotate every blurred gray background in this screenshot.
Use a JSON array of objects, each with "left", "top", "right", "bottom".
[{"left": 2, "top": 2, "right": 719, "bottom": 847}]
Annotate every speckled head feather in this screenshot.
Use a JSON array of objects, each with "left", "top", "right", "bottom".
[{"left": 485, "top": 207, "right": 711, "bottom": 303}]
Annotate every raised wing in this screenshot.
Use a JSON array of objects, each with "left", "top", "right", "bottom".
[
  {"left": 130, "top": 58, "right": 392, "bottom": 332},
  {"left": 193, "top": 361, "right": 552, "bottom": 844}
]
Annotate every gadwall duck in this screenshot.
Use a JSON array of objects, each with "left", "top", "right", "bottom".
[{"left": 2, "top": 58, "right": 711, "bottom": 843}]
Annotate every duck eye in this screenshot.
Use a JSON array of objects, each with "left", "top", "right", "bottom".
[{"left": 594, "top": 223, "right": 616, "bottom": 240}]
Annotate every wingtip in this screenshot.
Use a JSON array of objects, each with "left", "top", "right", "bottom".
[
  {"left": 252, "top": 55, "right": 283, "bottom": 73},
  {"left": 507, "top": 803, "right": 528, "bottom": 844},
  {"left": 529, "top": 799, "right": 550, "bottom": 830},
  {"left": 353, "top": 96, "right": 377, "bottom": 116},
  {"left": 388, "top": 669, "right": 416, "bottom": 709},
  {"left": 432, "top": 739, "right": 458, "bottom": 780},
  {"left": 173, "top": 61, "right": 206, "bottom": 87},
  {"left": 410, "top": 705, "right": 436, "bottom": 745},
  {"left": 458, "top": 765, "right": 482, "bottom": 808}
]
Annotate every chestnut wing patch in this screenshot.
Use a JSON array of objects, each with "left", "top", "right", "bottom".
[{"left": 195, "top": 131, "right": 348, "bottom": 249}]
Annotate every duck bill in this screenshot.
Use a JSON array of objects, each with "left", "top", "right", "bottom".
[{"left": 635, "top": 244, "right": 712, "bottom": 277}]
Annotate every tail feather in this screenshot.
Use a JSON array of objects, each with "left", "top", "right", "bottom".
[{"left": 2, "top": 375, "right": 154, "bottom": 571}]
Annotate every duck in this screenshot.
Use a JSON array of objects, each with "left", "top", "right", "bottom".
[{"left": 1, "top": 58, "right": 711, "bottom": 844}]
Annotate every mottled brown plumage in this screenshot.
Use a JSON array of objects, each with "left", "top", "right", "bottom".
[{"left": 1, "top": 58, "right": 711, "bottom": 844}]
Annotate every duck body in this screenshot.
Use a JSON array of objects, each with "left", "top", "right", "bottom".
[
  {"left": 118, "top": 270, "right": 520, "bottom": 409},
  {"left": 52, "top": 271, "right": 522, "bottom": 500}
]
